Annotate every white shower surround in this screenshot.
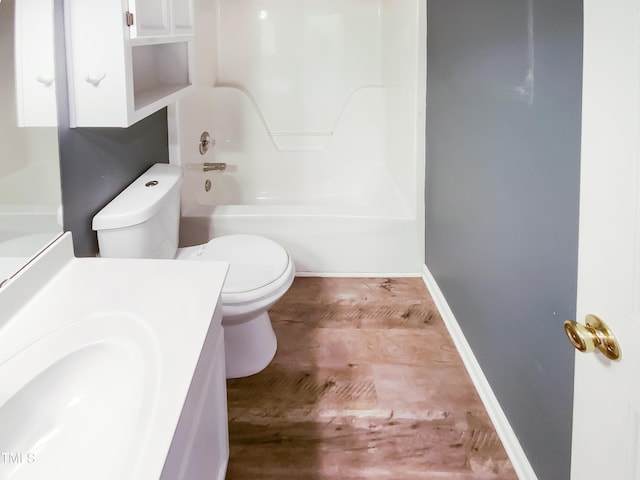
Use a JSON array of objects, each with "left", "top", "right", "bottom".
[
  {"left": 0, "top": 159, "right": 61, "bottom": 244},
  {"left": 0, "top": 206, "right": 58, "bottom": 243},
  {"left": 0, "top": 206, "right": 60, "bottom": 281},
  {"left": 0, "top": 158, "right": 61, "bottom": 279},
  {"left": 175, "top": 0, "right": 425, "bottom": 274}
]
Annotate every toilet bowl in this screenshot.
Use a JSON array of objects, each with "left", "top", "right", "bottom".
[
  {"left": 92, "top": 163, "right": 295, "bottom": 378},
  {"left": 177, "top": 234, "right": 295, "bottom": 378}
]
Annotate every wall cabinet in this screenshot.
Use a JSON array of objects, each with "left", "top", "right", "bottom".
[
  {"left": 14, "top": 0, "right": 58, "bottom": 127},
  {"left": 128, "top": 0, "right": 194, "bottom": 38},
  {"left": 65, "top": 0, "right": 194, "bottom": 127}
]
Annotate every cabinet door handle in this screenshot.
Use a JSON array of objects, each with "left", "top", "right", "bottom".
[
  {"left": 85, "top": 71, "right": 107, "bottom": 86},
  {"left": 36, "top": 74, "right": 54, "bottom": 86}
]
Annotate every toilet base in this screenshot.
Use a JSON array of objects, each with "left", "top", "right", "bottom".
[{"left": 222, "top": 311, "right": 277, "bottom": 379}]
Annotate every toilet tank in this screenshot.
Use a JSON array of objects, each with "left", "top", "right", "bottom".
[{"left": 92, "top": 163, "right": 183, "bottom": 259}]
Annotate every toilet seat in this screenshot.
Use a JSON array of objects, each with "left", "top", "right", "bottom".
[
  {"left": 201, "top": 234, "right": 288, "bottom": 291},
  {"left": 180, "top": 234, "right": 294, "bottom": 306}
]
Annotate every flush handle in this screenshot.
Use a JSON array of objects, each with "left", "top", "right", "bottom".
[{"left": 563, "top": 314, "right": 621, "bottom": 361}]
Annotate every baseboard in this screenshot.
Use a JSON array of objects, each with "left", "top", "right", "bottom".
[
  {"left": 295, "top": 272, "right": 422, "bottom": 278},
  {"left": 421, "top": 264, "right": 539, "bottom": 480}
]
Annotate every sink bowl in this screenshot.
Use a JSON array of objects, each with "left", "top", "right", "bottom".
[
  {"left": 0, "top": 313, "right": 159, "bottom": 479},
  {"left": 0, "top": 233, "right": 229, "bottom": 480}
]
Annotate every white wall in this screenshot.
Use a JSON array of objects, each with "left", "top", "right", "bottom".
[{"left": 169, "top": 0, "right": 218, "bottom": 209}]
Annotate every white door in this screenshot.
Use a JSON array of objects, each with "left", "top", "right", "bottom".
[{"left": 571, "top": 0, "right": 640, "bottom": 478}]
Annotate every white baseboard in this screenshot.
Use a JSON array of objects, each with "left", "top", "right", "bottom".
[
  {"left": 421, "top": 264, "right": 538, "bottom": 480},
  {"left": 295, "top": 272, "right": 421, "bottom": 278}
]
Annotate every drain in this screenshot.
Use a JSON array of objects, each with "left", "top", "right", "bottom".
[{"left": 205, "top": 179, "right": 212, "bottom": 192}]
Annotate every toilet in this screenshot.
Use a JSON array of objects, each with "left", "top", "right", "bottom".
[{"left": 92, "top": 163, "right": 295, "bottom": 379}]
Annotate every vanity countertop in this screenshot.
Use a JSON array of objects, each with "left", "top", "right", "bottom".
[{"left": 0, "top": 233, "right": 228, "bottom": 479}]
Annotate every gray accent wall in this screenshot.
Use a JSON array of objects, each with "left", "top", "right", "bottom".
[
  {"left": 57, "top": 111, "right": 169, "bottom": 257},
  {"left": 53, "top": 0, "right": 169, "bottom": 257},
  {"left": 425, "top": 2, "right": 582, "bottom": 479}
]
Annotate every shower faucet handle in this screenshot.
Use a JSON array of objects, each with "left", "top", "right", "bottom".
[
  {"left": 203, "top": 162, "right": 227, "bottom": 172},
  {"left": 199, "top": 132, "right": 215, "bottom": 155}
]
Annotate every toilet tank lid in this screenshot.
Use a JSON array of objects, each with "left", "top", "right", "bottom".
[{"left": 92, "top": 163, "right": 183, "bottom": 231}]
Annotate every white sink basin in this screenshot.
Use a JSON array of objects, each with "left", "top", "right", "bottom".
[
  {"left": 0, "top": 233, "right": 228, "bottom": 479},
  {"left": 0, "top": 313, "right": 158, "bottom": 479}
]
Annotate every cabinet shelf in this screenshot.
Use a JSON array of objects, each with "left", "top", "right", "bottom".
[
  {"left": 129, "top": 35, "right": 193, "bottom": 47},
  {"left": 134, "top": 84, "right": 190, "bottom": 111}
]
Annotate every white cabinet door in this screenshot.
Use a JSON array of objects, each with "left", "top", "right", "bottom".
[
  {"left": 172, "top": 0, "right": 194, "bottom": 35},
  {"left": 160, "top": 313, "right": 229, "bottom": 480},
  {"left": 127, "top": 0, "right": 193, "bottom": 38},
  {"left": 14, "top": 0, "right": 57, "bottom": 127},
  {"left": 127, "top": 0, "right": 171, "bottom": 38}
]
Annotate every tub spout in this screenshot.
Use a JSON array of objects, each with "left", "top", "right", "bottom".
[{"left": 203, "top": 162, "right": 226, "bottom": 172}]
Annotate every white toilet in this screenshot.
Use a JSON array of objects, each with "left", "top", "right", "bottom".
[{"left": 92, "top": 163, "right": 295, "bottom": 379}]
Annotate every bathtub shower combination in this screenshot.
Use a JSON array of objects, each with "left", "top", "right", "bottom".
[
  {"left": 178, "top": 0, "right": 426, "bottom": 274},
  {"left": 0, "top": 161, "right": 61, "bottom": 281}
]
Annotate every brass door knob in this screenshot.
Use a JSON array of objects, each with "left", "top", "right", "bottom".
[{"left": 563, "top": 314, "right": 621, "bottom": 361}]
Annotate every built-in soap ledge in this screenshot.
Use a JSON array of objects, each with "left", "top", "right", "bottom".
[{"left": 269, "top": 132, "right": 333, "bottom": 151}]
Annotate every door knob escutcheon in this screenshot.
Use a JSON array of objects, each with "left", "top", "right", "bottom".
[{"left": 563, "top": 314, "right": 621, "bottom": 361}]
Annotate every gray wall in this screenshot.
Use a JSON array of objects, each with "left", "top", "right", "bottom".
[
  {"left": 57, "top": 111, "right": 169, "bottom": 257},
  {"left": 425, "top": 1, "right": 582, "bottom": 479},
  {"left": 53, "top": 0, "right": 169, "bottom": 257}
]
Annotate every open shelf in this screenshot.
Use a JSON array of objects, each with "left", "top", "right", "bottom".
[{"left": 132, "top": 42, "right": 191, "bottom": 112}]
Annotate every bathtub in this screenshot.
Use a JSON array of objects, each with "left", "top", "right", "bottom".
[
  {"left": 0, "top": 205, "right": 60, "bottom": 243},
  {"left": 0, "top": 205, "right": 61, "bottom": 281},
  {"left": 179, "top": 169, "right": 422, "bottom": 275},
  {"left": 181, "top": 204, "right": 420, "bottom": 274},
  {"left": 174, "top": 0, "right": 426, "bottom": 274}
]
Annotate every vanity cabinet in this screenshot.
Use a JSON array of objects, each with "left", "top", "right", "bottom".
[
  {"left": 161, "top": 305, "right": 229, "bottom": 480},
  {"left": 64, "top": 0, "right": 194, "bottom": 127}
]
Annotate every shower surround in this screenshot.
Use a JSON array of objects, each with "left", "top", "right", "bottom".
[{"left": 176, "top": 0, "right": 425, "bottom": 274}]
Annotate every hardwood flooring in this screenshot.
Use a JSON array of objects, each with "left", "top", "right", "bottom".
[{"left": 225, "top": 277, "right": 518, "bottom": 480}]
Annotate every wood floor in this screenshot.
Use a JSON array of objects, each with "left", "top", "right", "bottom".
[{"left": 225, "top": 277, "right": 518, "bottom": 480}]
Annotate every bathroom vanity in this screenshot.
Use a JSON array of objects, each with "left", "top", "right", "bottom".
[{"left": 0, "top": 233, "right": 229, "bottom": 479}]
